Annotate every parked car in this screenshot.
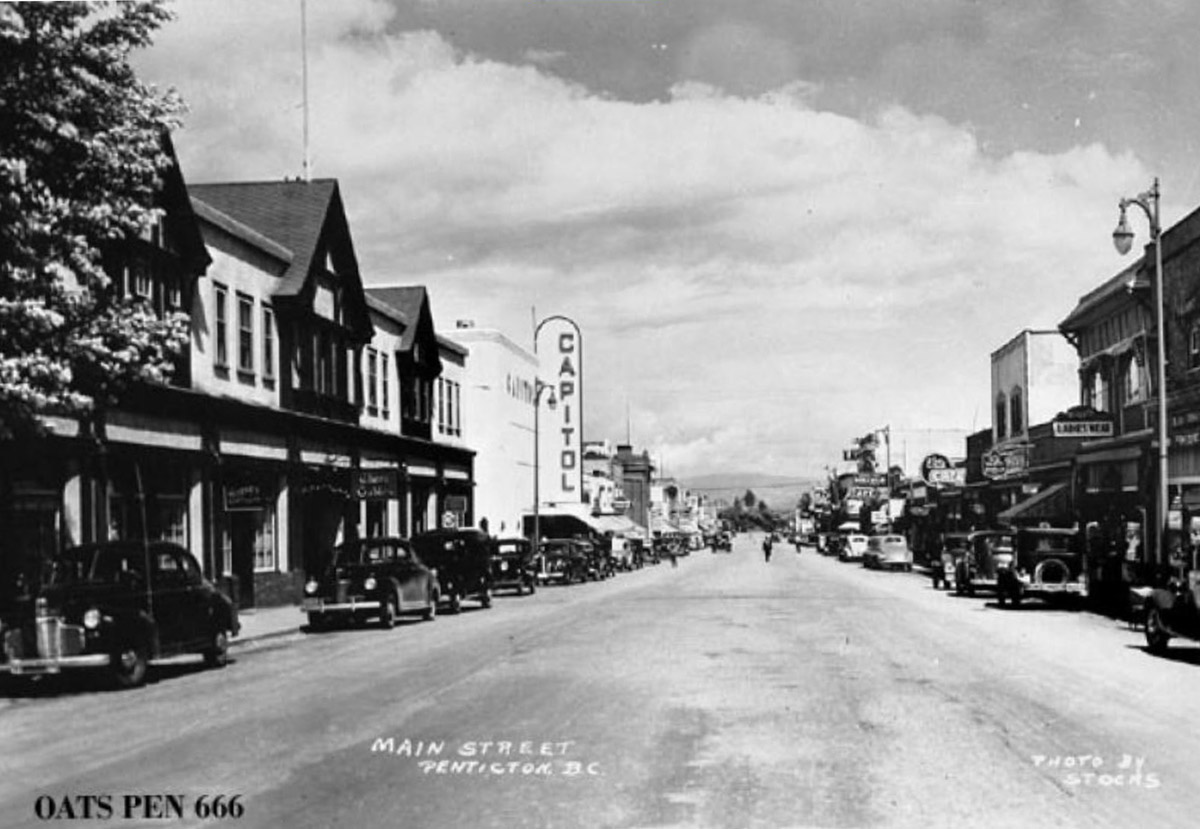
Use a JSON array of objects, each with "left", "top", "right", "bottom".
[
  {"left": 490, "top": 537, "right": 537, "bottom": 596},
  {"left": 955, "top": 530, "right": 1015, "bottom": 596},
  {"left": 303, "top": 536, "right": 438, "bottom": 629},
  {"left": 934, "top": 533, "right": 971, "bottom": 590},
  {"left": 839, "top": 534, "right": 870, "bottom": 562},
  {"left": 574, "top": 539, "right": 613, "bottom": 580},
  {"left": 1, "top": 541, "right": 239, "bottom": 689},
  {"left": 863, "top": 535, "right": 913, "bottom": 571},
  {"left": 411, "top": 529, "right": 494, "bottom": 613},
  {"left": 1143, "top": 569, "right": 1200, "bottom": 654},
  {"left": 709, "top": 532, "right": 732, "bottom": 553},
  {"left": 997, "top": 527, "right": 1087, "bottom": 608},
  {"left": 536, "top": 539, "right": 590, "bottom": 585}
]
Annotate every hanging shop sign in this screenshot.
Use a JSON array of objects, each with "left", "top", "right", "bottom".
[
  {"left": 920, "top": 454, "right": 965, "bottom": 489},
  {"left": 982, "top": 444, "right": 1029, "bottom": 480},
  {"left": 354, "top": 469, "right": 399, "bottom": 501}
]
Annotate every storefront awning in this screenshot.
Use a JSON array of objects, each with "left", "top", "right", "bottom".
[{"left": 996, "top": 483, "right": 1070, "bottom": 525}]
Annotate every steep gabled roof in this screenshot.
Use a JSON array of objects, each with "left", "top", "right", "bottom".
[
  {"left": 188, "top": 179, "right": 336, "bottom": 296},
  {"left": 188, "top": 178, "right": 372, "bottom": 340},
  {"left": 366, "top": 286, "right": 430, "bottom": 350}
]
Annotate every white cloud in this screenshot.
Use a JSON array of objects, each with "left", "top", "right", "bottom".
[{"left": 139, "top": 1, "right": 1155, "bottom": 478}]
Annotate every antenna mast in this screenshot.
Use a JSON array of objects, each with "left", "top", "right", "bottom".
[{"left": 301, "top": 0, "right": 311, "bottom": 181}]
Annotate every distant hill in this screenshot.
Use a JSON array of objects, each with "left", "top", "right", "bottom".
[{"left": 679, "top": 473, "right": 820, "bottom": 511}]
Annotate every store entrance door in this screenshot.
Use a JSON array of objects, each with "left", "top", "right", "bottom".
[{"left": 230, "top": 511, "right": 257, "bottom": 609}]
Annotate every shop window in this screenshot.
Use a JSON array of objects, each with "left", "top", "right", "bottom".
[
  {"left": 366, "top": 500, "right": 387, "bottom": 537},
  {"left": 214, "top": 283, "right": 229, "bottom": 369},
  {"left": 157, "top": 496, "right": 189, "bottom": 547},
  {"left": 253, "top": 510, "right": 277, "bottom": 572},
  {"left": 995, "top": 393, "right": 1007, "bottom": 440},
  {"left": 237, "top": 293, "right": 254, "bottom": 375}
]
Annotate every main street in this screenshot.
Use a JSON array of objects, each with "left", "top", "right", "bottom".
[{"left": 2, "top": 535, "right": 1197, "bottom": 829}]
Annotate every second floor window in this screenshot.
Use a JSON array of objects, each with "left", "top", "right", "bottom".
[
  {"left": 1124, "top": 355, "right": 1142, "bottom": 404},
  {"left": 237, "top": 294, "right": 254, "bottom": 374},
  {"left": 1010, "top": 388, "right": 1023, "bottom": 435},
  {"left": 381, "top": 353, "right": 390, "bottom": 417},
  {"left": 367, "top": 349, "right": 378, "bottom": 413},
  {"left": 214, "top": 283, "right": 228, "bottom": 369},
  {"left": 995, "top": 394, "right": 1007, "bottom": 440},
  {"left": 1190, "top": 321, "right": 1200, "bottom": 370},
  {"left": 437, "top": 377, "right": 446, "bottom": 433},
  {"left": 262, "top": 306, "right": 275, "bottom": 381}
]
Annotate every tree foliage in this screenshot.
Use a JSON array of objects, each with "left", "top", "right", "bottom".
[{"left": 0, "top": 2, "right": 187, "bottom": 438}]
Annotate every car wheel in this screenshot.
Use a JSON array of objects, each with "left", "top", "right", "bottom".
[
  {"left": 306, "top": 612, "right": 325, "bottom": 631},
  {"left": 998, "top": 591, "right": 1008, "bottom": 608},
  {"left": 203, "top": 628, "right": 230, "bottom": 668},
  {"left": 448, "top": 592, "right": 462, "bottom": 614},
  {"left": 527, "top": 579, "right": 537, "bottom": 595},
  {"left": 111, "top": 640, "right": 149, "bottom": 689},
  {"left": 423, "top": 589, "right": 437, "bottom": 621},
  {"left": 379, "top": 595, "right": 396, "bottom": 629},
  {"left": 1145, "top": 606, "right": 1170, "bottom": 654},
  {"left": 1011, "top": 589, "right": 1023, "bottom": 608},
  {"left": 480, "top": 587, "right": 493, "bottom": 609}
]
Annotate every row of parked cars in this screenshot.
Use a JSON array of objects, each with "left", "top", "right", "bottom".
[
  {"left": 822, "top": 522, "right": 1200, "bottom": 656},
  {"left": 0, "top": 529, "right": 645, "bottom": 691}
]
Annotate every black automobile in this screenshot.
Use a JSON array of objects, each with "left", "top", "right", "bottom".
[
  {"left": 577, "top": 539, "right": 614, "bottom": 580},
  {"left": 490, "top": 537, "right": 537, "bottom": 596},
  {"left": 410, "top": 529, "right": 494, "bottom": 613},
  {"left": 0, "top": 541, "right": 239, "bottom": 689},
  {"left": 303, "top": 536, "right": 438, "bottom": 630},
  {"left": 997, "top": 527, "right": 1088, "bottom": 608},
  {"left": 536, "top": 539, "right": 590, "bottom": 585}
]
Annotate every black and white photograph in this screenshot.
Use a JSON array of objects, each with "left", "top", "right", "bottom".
[{"left": 3, "top": 1, "right": 1200, "bottom": 826}]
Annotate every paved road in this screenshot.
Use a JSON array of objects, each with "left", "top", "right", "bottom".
[{"left": 2, "top": 533, "right": 1198, "bottom": 828}]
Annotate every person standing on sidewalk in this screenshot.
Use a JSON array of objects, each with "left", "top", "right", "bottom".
[{"left": 762, "top": 534, "right": 773, "bottom": 563}]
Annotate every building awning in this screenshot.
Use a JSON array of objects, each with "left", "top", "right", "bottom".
[
  {"left": 996, "top": 483, "right": 1070, "bottom": 526},
  {"left": 1075, "top": 445, "right": 1143, "bottom": 466}
]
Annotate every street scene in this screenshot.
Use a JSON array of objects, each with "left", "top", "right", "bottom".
[
  {"left": 2, "top": 536, "right": 1197, "bottom": 829},
  {"left": 6, "top": 1, "right": 1200, "bottom": 827}
]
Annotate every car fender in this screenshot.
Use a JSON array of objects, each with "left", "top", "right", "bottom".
[{"left": 112, "top": 610, "right": 160, "bottom": 659}]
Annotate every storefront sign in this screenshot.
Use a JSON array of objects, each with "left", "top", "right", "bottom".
[
  {"left": 983, "top": 445, "right": 1029, "bottom": 480},
  {"left": 224, "top": 480, "right": 272, "bottom": 512},
  {"left": 538, "top": 318, "right": 583, "bottom": 503},
  {"left": 1052, "top": 420, "right": 1113, "bottom": 438},
  {"left": 354, "top": 469, "right": 398, "bottom": 501},
  {"left": 921, "top": 454, "right": 965, "bottom": 488}
]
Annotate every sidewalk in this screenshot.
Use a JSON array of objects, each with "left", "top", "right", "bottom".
[{"left": 232, "top": 603, "right": 304, "bottom": 648}]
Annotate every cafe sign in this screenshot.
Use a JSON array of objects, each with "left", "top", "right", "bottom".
[
  {"left": 354, "top": 469, "right": 399, "bottom": 501},
  {"left": 920, "top": 453, "right": 965, "bottom": 489}
]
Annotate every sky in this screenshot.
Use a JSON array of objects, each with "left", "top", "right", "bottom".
[{"left": 133, "top": 0, "right": 1200, "bottom": 480}]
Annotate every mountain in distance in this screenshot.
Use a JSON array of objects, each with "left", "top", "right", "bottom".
[{"left": 678, "top": 472, "right": 821, "bottom": 511}]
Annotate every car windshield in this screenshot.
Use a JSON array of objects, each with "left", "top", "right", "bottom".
[
  {"left": 495, "top": 541, "right": 527, "bottom": 555},
  {"left": 334, "top": 540, "right": 406, "bottom": 565},
  {"left": 47, "top": 546, "right": 145, "bottom": 585},
  {"left": 1024, "top": 535, "right": 1073, "bottom": 554}
]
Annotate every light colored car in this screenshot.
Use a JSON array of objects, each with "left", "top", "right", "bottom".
[
  {"left": 839, "top": 534, "right": 870, "bottom": 562},
  {"left": 864, "top": 535, "right": 913, "bottom": 571}
]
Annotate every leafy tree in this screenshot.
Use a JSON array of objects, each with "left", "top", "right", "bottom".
[
  {"left": 742, "top": 489, "right": 757, "bottom": 508},
  {"left": 798, "top": 492, "right": 813, "bottom": 513},
  {"left": 0, "top": 2, "right": 187, "bottom": 439}
]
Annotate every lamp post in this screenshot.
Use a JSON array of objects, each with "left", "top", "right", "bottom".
[
  {"left": 532, "top": 379, "right": 557, "bottom": 551},
  {"left": 1113, "top": 178, "right": 1166, "bottom": 571}
]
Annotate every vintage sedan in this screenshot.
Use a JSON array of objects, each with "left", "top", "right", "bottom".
[
  {"left": 411, "top": 529, "right": 494, "bottom": 613},
  {"left": 955, "top": 530, "right": 1015, "bottom": 596},
  {"left": 490, "top": 537, "right": 537, "bottom": 596},
  {"left": 863, "top": 535, "right": 913, "bottom": 571},
  {"left": 303, "top": 537, "right": 438, "bottom": 629},
  {"left": 536, "top": 539, "right": 590, "bottom": 585},
  {"left": 997, "top": 527, "right": 1087, "bottom": 608},
  {"left": 934, "top": 533, "right": 971, "bottom": 590},
  {"left": 839, "top": 534, "right": 870, "bottom": 563},
  {"left": 1, "top": 541, "right": 239, "bottom": 689},
  {"left": 1143, "top": 570, "right": 1200, "bottom": 654}
]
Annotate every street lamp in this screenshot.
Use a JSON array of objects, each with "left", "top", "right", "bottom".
[
  {"left": 532, "top": 379, "right": 557, "bottom": 551},
  {"left": 1113, "top": 178, "right": 1166, "bottom": 572}
]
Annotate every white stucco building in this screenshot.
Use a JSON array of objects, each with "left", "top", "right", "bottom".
[{"left": 440, "top": 323, "right": 540, "bottom": 538}]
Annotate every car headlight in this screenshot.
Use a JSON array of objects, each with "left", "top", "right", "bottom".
[
  {"left": 364, "top": 577, "right": 377, "bottom": 591},
  {"left": 83, "top": 608, "right": 102, "bottom": 630},
  {"left": 304, "top": 580, "right": 318, "bottom": 595}
]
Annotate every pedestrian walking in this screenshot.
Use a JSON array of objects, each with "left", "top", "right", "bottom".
[{"left": 762, "top": 534, "right": 773, "bottom": 563}]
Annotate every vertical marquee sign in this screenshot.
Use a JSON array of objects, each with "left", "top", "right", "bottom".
[{"left": 535, "top": 315, "right": 584, "bottom": 504}]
